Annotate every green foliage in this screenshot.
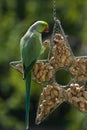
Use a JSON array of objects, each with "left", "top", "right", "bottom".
[
  {"left": 0, "top": 0, "right": 87, "bottom": 130},
  {"left": 66, "top": 108, "right": 87, "bottom": 130}
]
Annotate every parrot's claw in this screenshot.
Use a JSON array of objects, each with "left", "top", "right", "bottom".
[{"left": 9, "top": 60, "right": 23, "bottom": 73}]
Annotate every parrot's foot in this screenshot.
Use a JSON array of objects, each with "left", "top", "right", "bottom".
[
  {"left": 9, "top": 60, "right": 23, "bottom": 73},
  {"left": 23, "top": 76, "right": 25, "bottom": 80},
  {"left": 26, "top": 125, "right": 29, "bottom": 130}
]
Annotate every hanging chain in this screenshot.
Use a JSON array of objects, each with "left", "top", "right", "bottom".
[
  {"left": 52, "top": 0, "right": 66, "bottom": 38},
  {"left": 52, "top": 0, "right": 58, "bottom": 37},
  {"left": 48, "top": 0, "right": 66, "bottom": 60},
  {"left": 53, "top": 0, "right": 57, "bottom": 21},
  {"left": 48, "top": 0, "right": 57, "bottom": 60}
]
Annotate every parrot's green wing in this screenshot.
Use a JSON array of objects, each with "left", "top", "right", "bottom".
[
  {"left": 20, "top": 32, "right": 42, "bottom": 130},
  {"left": 21, "top": 33, "right": 42, "bottom": 74}
]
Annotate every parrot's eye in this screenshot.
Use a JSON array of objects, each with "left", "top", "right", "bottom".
[{"left": 44, "top": 26, "right": 49, "bottom": 32}]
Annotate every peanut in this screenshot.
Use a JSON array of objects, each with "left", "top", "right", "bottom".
[
  {"left": 65, "top": 83, "right": 87, "bottom": 112},
  {"left": 36, "top": 83, "right": 63, "bottom": 123}
]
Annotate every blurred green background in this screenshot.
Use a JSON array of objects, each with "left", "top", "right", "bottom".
[{"left": 0, "top": 0, "right": 87, "bottom": 130}]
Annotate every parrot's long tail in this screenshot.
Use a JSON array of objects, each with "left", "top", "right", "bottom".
[{"left": 25, "top": 71, "right": 31, "bottom": 130}]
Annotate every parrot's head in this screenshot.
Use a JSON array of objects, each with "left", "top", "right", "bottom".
[{"left": 33, "top": 21, "right": 49, "bottom": 33}]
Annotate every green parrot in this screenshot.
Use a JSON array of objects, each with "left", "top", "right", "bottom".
[{"left": 20, "top": 21, "right": 49, "bottom": 129}]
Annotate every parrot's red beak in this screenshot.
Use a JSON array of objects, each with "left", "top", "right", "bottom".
[{"left": 44, "top": 26, "right": 49, "bottom": 32}]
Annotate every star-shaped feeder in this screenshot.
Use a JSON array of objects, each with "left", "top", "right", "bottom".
[{"left": 10, "top": 19, "right": 87, "bottom": 125}]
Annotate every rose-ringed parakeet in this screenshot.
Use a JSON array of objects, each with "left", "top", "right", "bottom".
[{"left": 20, "top": 21, "right": 49, "bottom": 129}]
